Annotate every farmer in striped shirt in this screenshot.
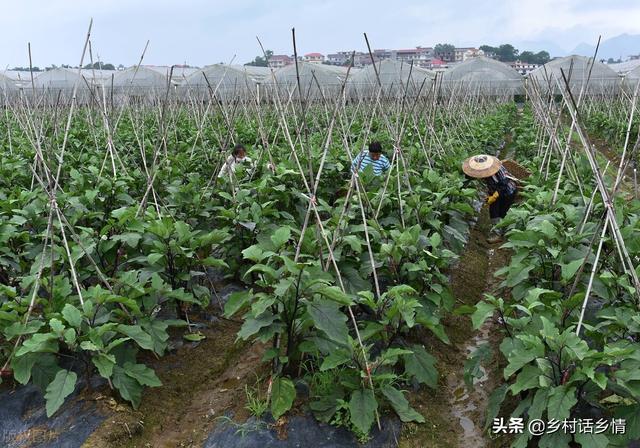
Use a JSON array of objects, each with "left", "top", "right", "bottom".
[{"left": 351, "top": 141, "right": 391, "bottom": 176}]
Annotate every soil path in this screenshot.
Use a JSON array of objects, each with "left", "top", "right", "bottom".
[
  {"left": 445, "top": 209, "right": 511, "bottom": 448},
  {"left": 83, "top": 319, "right": 266, "bottom": 448},
  {"left": 400, "top": 199, "right": 512, "bottom": 446}
]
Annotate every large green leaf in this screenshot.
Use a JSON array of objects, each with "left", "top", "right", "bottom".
[
  {"left": 11, "top": 353, "right": 38, "bottom": 384},
  {"left": 547, "top": 385, "right": 577, "bottom": 421},
  {"left": 45, "top": 369, "right": 77, "bottom": 417},
  {"left": 538, "top": 431, "right": 571, "bottom": 448},
  {"left": 348, "top": 389, "right": 377, "bottom": 435},
  {"left": 403, "top": 345, "right": 438, "bottom": 388},
  {"left": 560, "top": 259, "right": 583, "bottom": 282},
  {"left": 271, "top": 226, "right": 291, "bottom": 250},
  {"left": 381, "top": 385, "right": 424, "bottom": 423},
  {"left": 464, "top": 343, "right": 491, "bottom": 388},
  {"left": 574, "top": 432, "right": 608, "bottom": 448},
  {"left": 117, "top": 325, "right": 154, "bottom": 351},
  {"left": 122, "top": 362, "right": 162, "bottom": 387},
  {"left": 112, "top": 365, "right": 143, "bottom": 409},
  {"left": 509, "top": 364, "right": 541, "bottom": 395},
  {"left": 320, "top": 350, "right": 352, "bottom": 371},
  {"left": 503, "top": 338, "right": 544, "bottom": 378},
  {"left": 306, "top": 298, "right": 349, "bottom": 345},
  {"left": 484, "top": 384, "right": 508, "bottom": 430},
  {"left": 15, "top": 333, "right": 58, "bottom": 356},
  {"left": 92, "top": 353, "right": 116, "bottom": 379},
  {"left": 224, "top": 290, "right": 253, "bottom": 317},
  {"left": 62, "top": 304, "right": 83, "bottom": 328},
  {"left": 237, "top": 313, "right": 276, "bottom": 340},
  {"left": 317, "top": 285, "right": 353, "bottom": 306},
  {"left": 271, "top": 377, "right": 296, "bottom": 419},
  {"left": 471, "top": 301, "right": 495, "bottom": 330}
]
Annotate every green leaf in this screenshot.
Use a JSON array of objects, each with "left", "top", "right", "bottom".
[
  {"left": 123, "top": 362, "right": 162, "bottom": 387},
  {"left": 201, "top": 257, "right": 229, "bottom": 269},
  {"left": 241, "top": 245, "right": 264, "bottom": 262},
  {"left": 381, "top": 385, "right": 424, "bottom": 423},
  {"left": 92, "top": 353, "right": 116, "bottom": 379},
  {"left": 320, "top": 350, "right": 352, "bottom": 371},
  {"left": 484, "top": 384, "right": 508, "bottom": 430},
  {"left": 503, "top": 338, "right": 544, "bottom": 378},
  {"left": 147, "top": 252, "right": 164, "bottom": 265},
  {"left": 31, "top": 354, "right": 59, "bottom": 392},
  {"left": 45, "top": 370, "right": 77, "bottom": 417},
  {"left": 574, "top": 432, "right": 608, "bottom": 448},
  {"left": 112, "top": 365, "right": 143, "bottom": 409},
  {"left": 306, "top": 298, "right": 349, "bottom": 345},
  {"left": 271, "top": 377, "right": 296, "bottom": 419},
  {"left": 464, "top": 343, "right": 491, "bottom": 388},
  {"left": 528, "top": 388, "right": 549, "bottom": 420},
  {"left": 404, "top": 345, "right": 438, "bottom": 388},
  {"left": 49, "top": 318, "right": 65, "bottom": 335},
  {"left": 62, "top": 304, "right": 83, "bottom": 328},
  {"left": 184, "top": 332, "right": 206, "bottom": 342},
  {"left": 349, "top": 389, "right": 377, "bottom": 435},
  {"left": 317, "top": 285, "right": 353, "bottom": 306},
  {"left": 224, "top": 290, "right": 253, "bottom": 317},
  {"left": 15, "top": 333, "right": 58, "bottom": 356},
  {"left": 117, "top": 325, "right": 154, "bottom": 351},
  {"left": 112, "top": 232, "right": 141, "bottom": 248},
  {"left": 237, "top": 313, "right": 276, "bottom": 340},
  {"left": 547, "top": 385, "right": 577, "bottom": 421},
  {"left": 11, "top": 353, "right": 38, "bottom": 384},
  {"left": 538, "top": 431, "right": 571, "bottom": 448},
  {"left": 471, "top": 301, "right": 495, "bottom": 330},
  {"left": 561, "top": 259, "right": 583, "bottom": 282},
  {"left": 509, "top": 364, "right": 541, "bottom": 395},
  {"left": 271, "top": 227, "right": 291, "bottom": 249}
]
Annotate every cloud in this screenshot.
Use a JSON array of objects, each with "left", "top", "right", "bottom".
[{"left": 0, "top": 0, "right": 639, "bottom": 67}]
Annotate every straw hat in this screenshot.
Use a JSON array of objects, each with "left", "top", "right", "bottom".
[{"left": 462, "top": 154, "right": 502, "bottom": 178}]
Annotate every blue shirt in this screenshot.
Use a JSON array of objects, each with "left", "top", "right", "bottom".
[{"left": 351, "top": 152, "right": 391, "bottom": 175}]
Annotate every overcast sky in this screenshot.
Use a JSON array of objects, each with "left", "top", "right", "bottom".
[{"left": 1, "top": 0, "right": 639, "bottom": 68}]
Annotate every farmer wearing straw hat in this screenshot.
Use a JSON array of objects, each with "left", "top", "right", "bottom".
[{"left": 462, "top": 154, "right": 518, "bottom": 243}]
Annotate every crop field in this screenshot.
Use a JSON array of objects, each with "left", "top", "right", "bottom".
[{"left": 0, "top": 62, "right": 639, "bottom": 448}]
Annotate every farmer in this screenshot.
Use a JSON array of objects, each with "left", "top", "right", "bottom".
[
  {"left": 462, "top": 154, "right": 518, "bottom": 243},
  {"left": 351, "top": 141, "right": 391, "bottom": 176},
  {"left": 218, "top": 144, "right": 255, "bottom": 179}
]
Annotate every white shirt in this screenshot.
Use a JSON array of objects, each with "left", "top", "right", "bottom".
[{"left": 218, "top": 155, "right": 254, "bottom": 178}]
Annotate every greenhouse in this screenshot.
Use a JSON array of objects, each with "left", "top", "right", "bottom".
[
  {"left": 179, "top": 64, "right": 268, "bottom": 101},
  {"left": 623, "top": 64, "right": 640, "bottom": 91},
  {"left": 265, "top": 61, "right": 352, "bottom": 100},
  {"left": 347, "top": 59, "right": 435, "bottom": 98},
  {"left": 110, "top": 66, "right": 172, "bottom": 89},
  {"left": 440, "top": 56, "right": 524, "bottom": 97},
  {"left": 30, "top": 68, "right": 88, "bottom": 90},
  {"left": 0, "top": 72, "right": 16, "bottom": 91},
  {"left": 527, "top": 55, "right": 620, "bottom": 96}
]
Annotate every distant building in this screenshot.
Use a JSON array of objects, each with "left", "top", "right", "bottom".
[
  {"left": 269, "top": 55, "right": 294, "bottom": 68},
  {"left": 455, "top": 47, "right": 484, "bottom": 62},
  {"left": 510, "top": 60, "right": 539, "bottom": 75},
  {"left": 304, "top": 53, "right": 325, "bottom": 64},
  {"left": 395, "top": 47, "right": 435, "bottom": 68},
  {"left": 428, "top": 58, "right": 447, "bottom": 70},
  {"left": 373, "top": 49, "right": 394, "bottom": 60},
  {"left": 327, "top": 52, "right": 351, "bottom": 65}
]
